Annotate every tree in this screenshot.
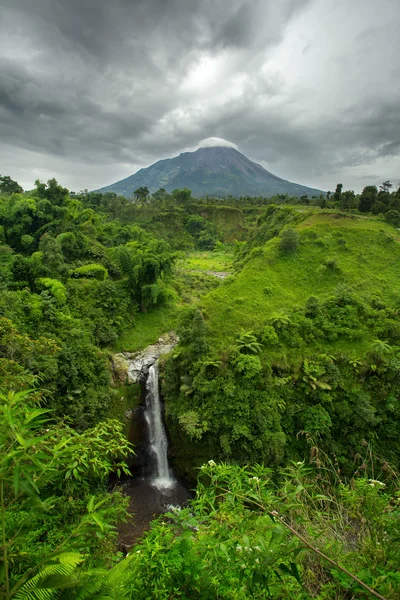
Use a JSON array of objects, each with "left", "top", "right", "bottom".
[
  {"left": 0, "top": 175, "right": 23, "bottom": 195},
  {"left": 333, "top": 183, "right": 343, "bottom": 203},
  {"left": 268, "top": 312, "right": 292, "bottom": 329},
  {"left": 38, "top": 233, "right": 66, "bottom": 278},
  {"left": 172, "top": 188, "right": 192, "bottom": 204},
  {"left": 190, "top": 309, "right": 209, "bottom": 358},
  {"left": 152, "top": 188, "right": 170, "bottom": 203},
  {"left": 233, "top": 330, "right": 262, "bottom": 355},
  {"left": 339, "top": 190, "right": 356, "bottom": 211},
  {"left": 34, "top": 178, "right": 69, "bottom": 205},
  {"left": 133, "top": 186, "right": 150, "bottom": 201},
  {"left": 379, "top": 180, "right": 393, "bottom": 193},
  {"left": 358, "top": 185, "right": 378, "bottom": 213},
  {"left": 117, "top": 237, "right": 174, "bottom": 311}
]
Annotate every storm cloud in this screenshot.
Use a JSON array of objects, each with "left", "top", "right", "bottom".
[{"left": 0, "top": 0, "right": 399, "bottom": 192}]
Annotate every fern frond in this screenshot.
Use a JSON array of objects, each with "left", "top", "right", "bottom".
[{"left": 14, "top": 553, "right": 85, "bottom": 600}]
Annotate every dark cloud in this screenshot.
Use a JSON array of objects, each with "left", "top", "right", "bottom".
[{"left": 0, "top": 0, "right": 399, "bottom": 191}]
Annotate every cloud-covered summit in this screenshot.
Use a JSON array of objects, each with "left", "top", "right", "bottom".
[
  {"left": 0, "top": 0, "right": 399, "bottom": 192},
  {"left": 196, "top": 138, "right": 239, "bottom": 150}
]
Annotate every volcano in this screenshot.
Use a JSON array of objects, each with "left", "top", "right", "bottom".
[{"left": 97, "top": 146, "right": 323, "bottom": 198}]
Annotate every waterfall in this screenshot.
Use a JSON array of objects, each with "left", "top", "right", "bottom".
[{"left": 144, "top": 362, "right": 175, "bottom": 490}]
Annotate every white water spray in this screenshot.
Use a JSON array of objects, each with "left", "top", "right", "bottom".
[{"left": 144, "top": 362, "right": 175, "bottom": 490}]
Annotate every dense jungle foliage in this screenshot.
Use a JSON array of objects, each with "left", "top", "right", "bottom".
[
  {"left": 164, "top": 209, "right": 400, "bottom": 479},
  {"left": 1, "top": 174, "right": 400, "bottom": 599}
]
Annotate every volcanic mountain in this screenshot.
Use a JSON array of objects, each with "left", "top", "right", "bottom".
[{"left": 97, "top": 146, "right": 323, "bottom": 198}]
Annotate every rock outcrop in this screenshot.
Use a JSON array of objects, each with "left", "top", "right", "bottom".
[{"left": 112, "top": 331, "right": 178, "bottom": 385}]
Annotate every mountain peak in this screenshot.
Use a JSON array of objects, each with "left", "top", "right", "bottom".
[
  {"left": 195, "top": 136, "right": 239, "bottom": 150},
  {"left": 97, "top": 147, "right": 323, "bottom": 198}
]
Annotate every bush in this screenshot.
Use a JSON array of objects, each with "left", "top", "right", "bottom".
[
  {"left": 71, "top": 263, "right": 108, "bottom": 281},
  {"left": 36, "top": 277, "right": 67, "bottom": 305},
  {"left": 305, "top": 295, "right": 319, "bottom": 317},
  {"left": 325, "top": 258, "right": 338, "bottom": 270},
  {"left": 261, "top": 325, "right": 280, "bottom": 345},
  {"left": 278, "top": 228, "right": 299, "bottom": 254},
  {"left": 385, "top": 209, "right": 400, "bottom": 227}
]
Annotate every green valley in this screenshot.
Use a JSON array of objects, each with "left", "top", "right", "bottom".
[{"left": 1, "top": 176, "right": 400, "bottom": 599}]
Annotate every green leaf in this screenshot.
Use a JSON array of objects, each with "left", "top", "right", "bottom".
[
  {"left": 38, "top": 574, "right": 81, "bottom": 589},
  {"left": 269, "top": 526, "right": 284, "bottom": 548},
  {"left": 87, "top": 496, "right": 94, "bottom": 513},
  {"left": 25, "top": 408, "right": 53, "bottom": 424},
  {"left": 277, "top": 562, "right": 302, "bottom": 585},
  {"left": 20, "top": 477, "right": 39, "bottom": 498},
  {"left": 93, "top": 497, "right": 109, "bottom": 511},
  {"left": 92, "top": 514, "right": 105, "bottom": 530},
  {"left": 13, "top": 462, "right": 21, "bottom": 495},
  {"left": 289, "top": 562, "right": 302, "bottom": 585},
  {"left": 226, "top": 493, "right": 235, "bottom": 505},
  {"left": 14, "top": 432, "right": 26, "bottom": 447},
  {"left": 54, "top": 438, "right": 70, "bottom": 452}
]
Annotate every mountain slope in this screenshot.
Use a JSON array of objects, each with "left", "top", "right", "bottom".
[
  {"left": 97, "top": 146, "right": 323, "bottom": 198},
  {"left": 163, "top": 208, "right": 400, "bottom": 478},
  {"left": 202, "top": 211, "right": 400, "bottom": 348}
]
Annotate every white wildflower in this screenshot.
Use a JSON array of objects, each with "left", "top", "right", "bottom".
[
  {"left": 254, "top": 546, "right": 261, "bottom": 552},
  {"left": 208, "top": 460, "right": 216, "bottom": 467},
  {"left": 368, "top": 479, "right": 385, "bottom": 488},
  {"left": 236, "top": 545, "right": 243, "bottom": 552}
]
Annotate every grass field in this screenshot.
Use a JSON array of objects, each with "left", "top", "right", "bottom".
[
  {"left": 177, "top": 246, "right": 234, "bottom": 273},
  {"left": 201, "top": 216, "right": 400, "bottom": 349},
  {"left": 114, "top": 305, "right": 180, "bottom": 352}
]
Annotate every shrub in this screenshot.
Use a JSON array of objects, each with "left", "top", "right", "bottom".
[
  {"left": 71, "top": 263, "right": 108, "bottom": 281},
  {"left": 324, "top": 258, "right": 338, "bottom": 270},
  {"left": 36, "top": 277, "right": 67, "bottom": 305},
  {"left": 385, "top": 209, "right": 400, "bottom": 227},
  {"left": 178, "top": 410, "right": 207, "bottom": 440},
  {"left": 278, "top": 228, "right": 299, "bottom": 254},
  {"left": 305, "top": 295, "right": 319, "bottom": 317},
  {"left": 261, "top": 325, "right": 280, "bottom": 345},
  {"left": 233, "top": 354, "right": 262, "bottom": 377}
]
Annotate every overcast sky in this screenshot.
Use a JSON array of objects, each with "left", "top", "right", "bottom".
[{"left": 1, "top": 0, "right": 399, "bottom": 193}]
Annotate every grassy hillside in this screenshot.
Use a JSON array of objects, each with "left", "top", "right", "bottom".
[
  {"left": 202, "top": 212, "right": 400, "bottom": 350},
  {"left": 163, "top": 207, "right": 400, "bottom": 479}
]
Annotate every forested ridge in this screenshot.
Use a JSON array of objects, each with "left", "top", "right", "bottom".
[{"left": 1, "top": 174, "right": 400, "bottom": 599}]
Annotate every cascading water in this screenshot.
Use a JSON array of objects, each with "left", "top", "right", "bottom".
[
  {"left": 144, "top": 361, "right": 175, "bottom": 490},
  {"left": 117, "top": 354, "right": 189, "bottom": 547}
]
